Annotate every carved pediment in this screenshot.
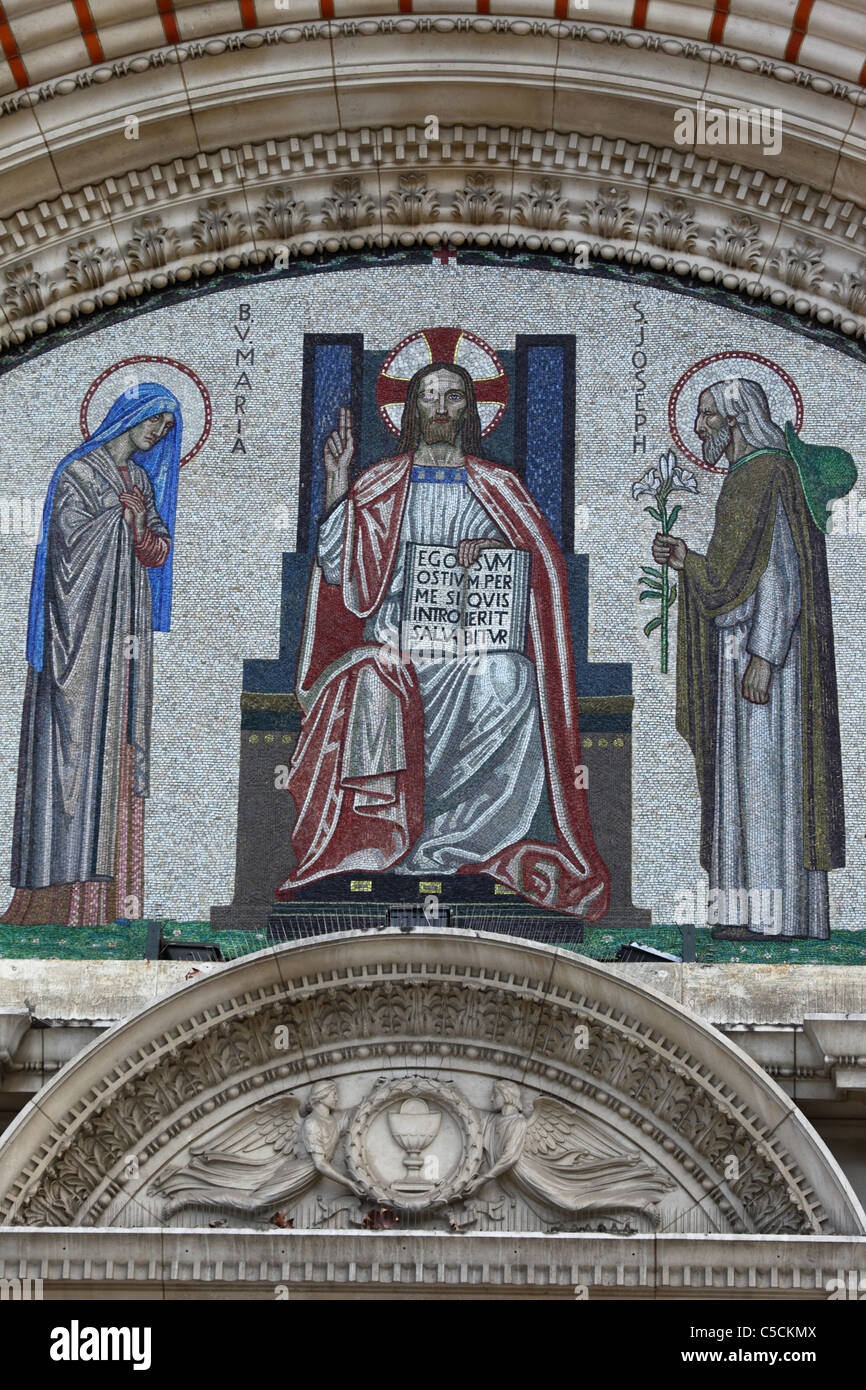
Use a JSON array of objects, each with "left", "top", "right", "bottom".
[
  {"left": 0, "top": 932, "right": 862, "bottom": 1238},
  {"left": 145, "top": 1073, "right": 674, "bottom": 1234}
]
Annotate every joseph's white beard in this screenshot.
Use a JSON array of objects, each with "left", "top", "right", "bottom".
[{"left": 702, "top": 421, "right": 732, "bottom": 467}]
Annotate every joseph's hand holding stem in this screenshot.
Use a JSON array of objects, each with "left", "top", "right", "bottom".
[{"left": 652, "top": 533, "right": 687, "bottom": 570}]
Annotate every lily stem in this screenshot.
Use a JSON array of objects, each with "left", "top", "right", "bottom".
[{"left": 659, "top": 490, "right": 670, "bottom": 676}]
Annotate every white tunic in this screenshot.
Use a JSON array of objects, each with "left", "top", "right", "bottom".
[
  {"left": 711, "top": 496, "right": 829, "bottom": 937},
  {"left": 318, "top": 478, "right": 555, "bottom": 873}
]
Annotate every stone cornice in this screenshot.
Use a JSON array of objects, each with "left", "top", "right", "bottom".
[
  {"left": 3, "top": 19, "right": 865, "bottom": 119},
  {"left": 0, "top": 1227, "right": 864, "bottom": 1297},
  {"left": 0, "top": 124, "right": 865, "bottom": 353},
  {"left": 0, "top": 932, "right": 862, "bottom": 1236},
  {"left": 6, "top": 1016, "right": 866, "bottom": 1105}
]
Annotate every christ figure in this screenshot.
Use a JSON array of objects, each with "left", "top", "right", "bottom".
[{"left": 276, "top": 362, "right": 609, "bottom": 919}]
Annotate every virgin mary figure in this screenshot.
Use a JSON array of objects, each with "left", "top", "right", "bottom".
[{"left": 1, "top": 382, "right": 183, "bottom": 928}]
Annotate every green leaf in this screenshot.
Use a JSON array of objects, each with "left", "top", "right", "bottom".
[
  {"left": 668, "top": 584, "right": 677, "bottom": 605},
  {"left": 667, "top": 504, "right": 681, "bottom": 528},
  {"left": 643, "top": 506, "right": 662, "bottom": 522},
  {"left": 640, "top": 565, "right": 664, "bottom": 579},
  {"left": 643, "top": 615, "right": 662, "bottom": 636},
  {"left": 638, "top": 579, "right": 663, "bottom": 593},
  {"left": 639, "top": 590, "right": 663, "bottom": 602}
]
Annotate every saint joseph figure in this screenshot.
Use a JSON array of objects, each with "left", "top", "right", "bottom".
[
  {"left": 276, "top": 362, "right": 609, "bottom": 919},
  {"left": 1, "top": 383, "right": 183, "bottom": 928},
  {"left": 654, "top": 378, "right": 855, "bottom": 941}
]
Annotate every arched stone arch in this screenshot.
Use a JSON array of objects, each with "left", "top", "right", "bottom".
[
  {"left": 0, "top": 931, "right": 862, "bottom": 1237},
  {"left": 0, "top": 16, "right": 864, "bottom": 351}
]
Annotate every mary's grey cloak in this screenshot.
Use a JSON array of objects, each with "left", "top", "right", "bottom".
[{"left": 9, "top": 444, "right": 169, "bottom": 889}]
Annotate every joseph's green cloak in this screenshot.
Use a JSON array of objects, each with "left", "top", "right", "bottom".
[{"left": 676, "top": 444, "right": 847, "bottom": 873}]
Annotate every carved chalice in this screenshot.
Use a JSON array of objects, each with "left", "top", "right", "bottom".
[{"left": 388, "top": 1097, "right": 441, "bottom": 1193}]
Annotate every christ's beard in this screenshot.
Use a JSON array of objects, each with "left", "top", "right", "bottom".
[
  {"left": 421, "top": 418, "right": 462, "bottom": 445},
  {"left": 702, "top": 422, "right": 732, "bottom": 467}
]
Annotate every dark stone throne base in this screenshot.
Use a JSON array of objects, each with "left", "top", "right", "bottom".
[
  {"left": 210, "top": 562, "right": 652, "bottom": 941},
  {"left": 265, "top": 871, "right": 586, "bottom": 945}
]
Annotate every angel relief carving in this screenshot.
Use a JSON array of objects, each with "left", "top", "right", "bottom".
[
  {"left": 149, "top": 1076, "right": 677, "bottom": 1230},
  {"left": 151, "top": 1080, "right": 365, "bottom": 1217},
  {"left": 464, "top": 1082, "right": 675, "bottom": 1222}
]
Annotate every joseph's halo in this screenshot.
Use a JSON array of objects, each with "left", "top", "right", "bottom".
[{"left": 668, "top": 351, "right": 803, "bottom": 474}]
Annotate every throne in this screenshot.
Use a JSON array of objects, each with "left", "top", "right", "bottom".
[{"left": 211, "top": 332, "right": 650, "bottom": 936}]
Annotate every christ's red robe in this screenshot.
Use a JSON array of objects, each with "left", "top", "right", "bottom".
[{"left": 276, "top": 453, "right": 610, "bottom": 920}]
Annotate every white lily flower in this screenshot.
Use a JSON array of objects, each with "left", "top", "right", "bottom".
[
  {"left": 632, "top": 465, "right": 662, "bottom": 500},
  {"left": 670, "top": 463, "right": 698, "bottom": 494},
  {"left": 657, "top": 450, "right": 679, "bottom": 485}
]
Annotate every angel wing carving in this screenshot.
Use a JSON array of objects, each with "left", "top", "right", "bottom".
[
  {"left": 520, "top": 1097, "right": 675, "bottom": 1214},
  {"left": 467, "top": 1083, "right": 674, "bottom": 1219},
  {"left": 151, "top": 1082, "right": 360, "bottom": 1215}
]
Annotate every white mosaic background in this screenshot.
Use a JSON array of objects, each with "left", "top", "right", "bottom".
[{"left": 0, "top": 263, "right": 863, "bottom": 928}]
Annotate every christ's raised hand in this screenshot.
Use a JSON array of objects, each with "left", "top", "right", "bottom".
[{"left": 323, "top": 406, "right": 354, "bottom": 509}]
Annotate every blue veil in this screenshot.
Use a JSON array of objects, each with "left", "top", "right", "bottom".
[{"left": 26, "top": 382, "right": 183, "bottom": 670}]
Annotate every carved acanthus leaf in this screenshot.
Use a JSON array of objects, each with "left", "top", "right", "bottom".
[
  {"left": 579, "top": 185, "right": 635, "bottom": 240},
  {"left": 452, "top": 174, "right": 504, "bottom": 225},
  {"left": 191, "top": 199, "right": 249, "bottom": 253},
  {"left": 64, "top": 238, "right": 120, "bottom": 292},
  {"left": 3, "top": 263, "right": 55, "bottom": 315},
  {"left": 645, "top": 198, "right": 699, "bottom": 252},
  {"left": 321, "top": 178, "right": 375, "bottom": 232},
  {"left": 514, "top": 177, "right": 568, "bottom": 231},
  {"left": 254, "top": 187, "right": 310, "bottom": 239},
  {"left": 831, "top": 261, "right": 866, "bottom": 315},
  {"left": 385, "top": 172, "right": 440, "bottom": 226},
  {"left": 769, "top": 236, "right": 825, "bottom": 291},
  {"left": 125, "top": 217, "right": 181, "bottom": 271},
  {"left": 707, "top": 214, "right": 765, "bottom": 269}
]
